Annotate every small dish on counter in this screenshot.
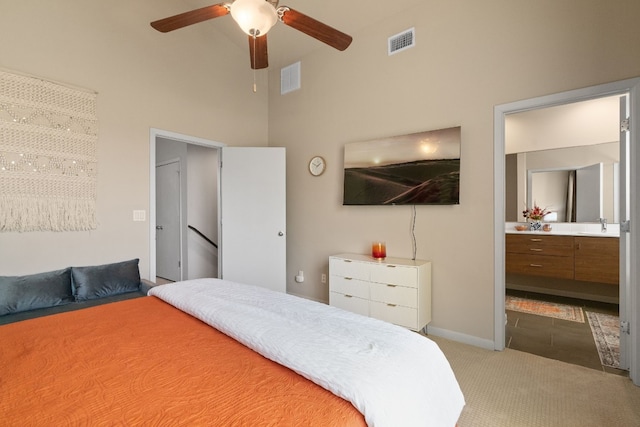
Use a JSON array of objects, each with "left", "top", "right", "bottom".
[
  {"left": 543, "top": 224, "right": 552, "bottom": 232},
  {"left": 514, "top": 225, "right": 528, "bottom": 231}
]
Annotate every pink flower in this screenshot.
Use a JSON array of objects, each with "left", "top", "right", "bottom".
[{"left": 522, "top": 204, "right": 550, "bottom": 221}]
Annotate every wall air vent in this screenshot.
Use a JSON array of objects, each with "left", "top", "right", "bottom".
[
  {"left": 281, "top": 61, "right": 301, "bottom": 95},
  {"left": 388, "top": 28, "right": 415, "bottom": 56}
]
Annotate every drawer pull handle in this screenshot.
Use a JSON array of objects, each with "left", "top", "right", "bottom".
[
  {"left": 345, "top": 277, "right": 353, "bottom": 280},
  {"left": 530, "top": 264, "right": 543, "bottom": 268},
  {"left": 387, "top": 284, "right": 397, "bottom": 288},
  {"left": 530, "top": 238, "right": 543, "bottom": 242},
  {"left": 344, "top": 260, "right": 353, "bottom": 263},
  {"left": 344, "top": 294, "right": 353, "bottom": 298},
  {"left": 387, "top": 265, "right": 397, "bottom": 268},
  {"left": 387, "top": 303, "right": 397, "bottom": 307},
  {"left": 529, "top": 248, "right": 543, "bottom": 252}
]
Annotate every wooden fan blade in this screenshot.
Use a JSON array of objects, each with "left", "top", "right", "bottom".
[
  {"left": 249, "top": 35, "right": 269, "bottom": 69},
  {"left": 280, "top": 7, "right": 352, "bottom": 51},
  {"left": 151, "top": 4, "right": 229, "bottom": 33}
]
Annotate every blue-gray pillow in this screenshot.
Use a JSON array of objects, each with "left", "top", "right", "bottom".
[
  {"left": 72, "top": 259, "right": 141, "bottom": 301},
  {"left": 0, "top": 268, "right": 73, "bottom": 316}
]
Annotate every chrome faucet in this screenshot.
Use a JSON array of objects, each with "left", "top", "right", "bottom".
[{"left": 599, "top": 217, "right": 608, "bottom": 233}]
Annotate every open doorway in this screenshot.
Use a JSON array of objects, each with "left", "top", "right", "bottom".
[
  {"left": 149, "top": 129, "right": 223, "bottom": 284},
  {"left": 494, "top": 77, "right": 640, "bottom": 386},
  {"left": 504, "top": 96, "right": 624, "bottom": 374},
  {"left": 149, "top": 129, "right": 288, "bottom": 293}
]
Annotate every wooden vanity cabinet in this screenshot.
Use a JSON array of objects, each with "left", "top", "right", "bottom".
[
  {"left": 505, "top": 235, "right": 574, "bottom": 279},
  {"left": 506, "top": 234, "right": 620, "bottom": 285},
  {"left": 574, "top": 236, "right": 619, "bottom": 285}
]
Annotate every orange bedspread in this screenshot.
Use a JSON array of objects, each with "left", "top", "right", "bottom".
[{"left": 0, "top": 297, "right": 366, "bottom": 426}]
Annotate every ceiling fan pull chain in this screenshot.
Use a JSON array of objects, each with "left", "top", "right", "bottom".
[{"left": 252, "top": 35, "right": 257, "bottom": 93}]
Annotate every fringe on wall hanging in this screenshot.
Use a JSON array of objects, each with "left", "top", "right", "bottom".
[{"left": 0, "top": 69, "right": 98, "bottom": 232}]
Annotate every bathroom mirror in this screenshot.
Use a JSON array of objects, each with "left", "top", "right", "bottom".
[
  {"left": 505, "top": 94, "right": 622, "bottom": 224},
  {"left": 505, "top": 142, "right": 619, "bottom": 223}
]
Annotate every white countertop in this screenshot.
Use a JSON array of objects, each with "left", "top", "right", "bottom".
[{"left": 505, "top": 222, "right": 620, "bottom": 238}]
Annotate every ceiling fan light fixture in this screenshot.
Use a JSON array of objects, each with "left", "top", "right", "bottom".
[{"left": 230, "top": 0, "right": 278, "bottom": 37}]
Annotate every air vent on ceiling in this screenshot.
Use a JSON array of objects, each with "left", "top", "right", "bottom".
[
  {"left": 281, "top": 61, "right": 301, "bottom": 95},
  {"left": 388, "top": 28, "right": 415, "bottom": 56}
]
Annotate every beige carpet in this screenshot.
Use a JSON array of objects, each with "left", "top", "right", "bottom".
[{"left": 428, "top": 335, "right": 640, "bottom": 426}]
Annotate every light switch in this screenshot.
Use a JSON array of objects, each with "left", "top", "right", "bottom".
[{"left": 133, "top": 210, "right": 146, "bottom": 222}]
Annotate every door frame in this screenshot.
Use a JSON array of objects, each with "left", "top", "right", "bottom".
[
  {"left": 494, "top": 77, "right": 640, "bottom": 386},
  {"left": 149, "top": 128, "right": 224, "bottom": 281}
]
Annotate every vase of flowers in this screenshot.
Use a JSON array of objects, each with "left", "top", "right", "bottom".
[{"left": 522, "top": 204, "right": 549, "bottom": 231}]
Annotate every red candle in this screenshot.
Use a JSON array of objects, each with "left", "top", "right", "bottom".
[{"left": 372, "top": 242, "right": 386, "bottom": 259}]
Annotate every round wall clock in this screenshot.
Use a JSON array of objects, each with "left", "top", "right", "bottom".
[{"left": 308, "top": 156, "right": 326, "bottom": 176}]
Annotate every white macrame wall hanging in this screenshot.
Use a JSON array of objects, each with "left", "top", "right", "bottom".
[{"left": 0, "top": 69, "right": 98, "bottom": 232}]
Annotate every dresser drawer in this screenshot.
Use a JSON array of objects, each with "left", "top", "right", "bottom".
[
  {"left": 369, "top": 301, "right": 417, "bottom": 330},
  {"left": 329, "top": 254, "right": 431, "bottom": 331},
  {"left": 330, "top": 276, "right": 369, "bottom": 299},
  {"left": 329, "top": 258, "right": 370, "bottom": 281},
  {"left": 330, "top": 292, "right": 369, "bottom": 316},
  {"left": 506, "top": 252, "right": 574, "bottom": 279},
  {"left": 370, "top": 282, "right": 417, "bottom": 308},
  {"left": 370, "top": 264, "right": 418, "bottom": 288}
]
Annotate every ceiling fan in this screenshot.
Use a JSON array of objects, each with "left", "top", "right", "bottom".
[{"left": 151, "top": 0, "right": 353, "bottom": 70}]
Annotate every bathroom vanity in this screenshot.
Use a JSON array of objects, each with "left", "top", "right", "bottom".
[{"left": 505, "top": 227, "right": 619, "bottom": 285}]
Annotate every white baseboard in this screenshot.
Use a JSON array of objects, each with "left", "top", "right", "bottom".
[{"left": 426, "top": 325, "right": 496, "bottom": 350}]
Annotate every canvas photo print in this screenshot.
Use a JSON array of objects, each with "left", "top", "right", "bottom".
[{"left": 343, "top": 126, "right": 461, "bottom": 205}]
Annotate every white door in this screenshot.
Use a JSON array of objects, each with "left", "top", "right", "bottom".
[
  {"left": 618, "top": 95, "right": 630, "bottom": 371},
  {"left": 575, "top": 163, "right": 603, "bottom": 222},
  {"left": 156, "top": 161, "right": 182, "bottom": 281},
  {"left": 220, "top": 147, "right": 286, "bottom": 293}
]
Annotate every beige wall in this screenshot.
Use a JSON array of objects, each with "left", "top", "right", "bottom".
[
  {"left": 2, "top": 0, "right": 640, "bottom": 346},
  {"left": 269, "top": 0, "right": 640, "bottom": 343},
  {"left": 0, "top": 1, "right": 268, "bottom": 276}
]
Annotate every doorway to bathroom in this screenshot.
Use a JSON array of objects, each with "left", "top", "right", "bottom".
[
  {"left": 494, "top": 76, "right": 640, "bottom": 386},
  {"left": 504, "top": 95, "right": 624, "bottom": 373}
]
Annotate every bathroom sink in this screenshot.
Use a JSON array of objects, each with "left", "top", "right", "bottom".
[{"left": 576, "top": 231, "right": 620, "bottom": 237}]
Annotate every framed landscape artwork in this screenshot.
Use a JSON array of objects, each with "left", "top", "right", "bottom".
[{"left": 343, "top": 126, "right": 461, "bottom": 205}]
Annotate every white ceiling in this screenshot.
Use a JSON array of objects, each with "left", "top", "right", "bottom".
[{"left": 153, "top": 0, "right": 424, "bottom": 68}]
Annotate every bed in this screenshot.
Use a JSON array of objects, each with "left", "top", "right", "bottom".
[{"left": 1, "top": 278, "right": 464, "bottom": 426}]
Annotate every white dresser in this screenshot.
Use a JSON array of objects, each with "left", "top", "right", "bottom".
[{"left": 329, "top": 253, "right": 431, "bottom": 331}]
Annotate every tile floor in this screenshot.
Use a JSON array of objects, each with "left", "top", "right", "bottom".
[{"left": 505, "top": 289, "right": 626, "bottom": 376}]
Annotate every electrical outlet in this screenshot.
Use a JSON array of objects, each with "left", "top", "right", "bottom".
[{"left": 321, "top": 274, "right": 326, "bottom": 283}]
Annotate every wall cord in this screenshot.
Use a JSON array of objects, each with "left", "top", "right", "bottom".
[{"left": 410, "top": 204, "right": 417, "bottom": 260}]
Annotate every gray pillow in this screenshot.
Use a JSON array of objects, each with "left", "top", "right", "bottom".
[
  {"left": 0, "top": 268, "right": 73, "bottom": 316},
  {"left": 72, "top": 259, "right": 141, "bottom": 301}
]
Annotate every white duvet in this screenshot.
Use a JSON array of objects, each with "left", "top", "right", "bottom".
[{"left": 149, "top": 278, "right": 464, "bottom": 426}]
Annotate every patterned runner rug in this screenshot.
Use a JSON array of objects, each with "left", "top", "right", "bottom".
[
  {"left": 586, "top": 311, "right": 620, "bottom": 369},
  {"left": 505, "top": 295, "right": 585, "bottom": 323}
]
